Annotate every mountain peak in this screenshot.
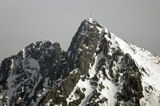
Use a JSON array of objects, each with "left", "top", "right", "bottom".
[
  {"left": 81, "top": 18, "right": 104, "bottom": 28},
  {"left": 0, "top": 19, "right": 160, "bottom": 106},
  {"left": 85, "top": 17, "right": 95, "bottom": 23}
]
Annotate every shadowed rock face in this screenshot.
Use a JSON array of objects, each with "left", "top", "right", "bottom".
[
  {"left": 0, "top": 18, "right": 160, "bottom": 106},
  {"left": 0, "top": 41, "right": 69, "bottom": 105},
  {"left": 67, "top": 19, "right": 102, "bottom": 74},
  {"left": 39, "top": 18, "right": 104, "bottom": 106}
]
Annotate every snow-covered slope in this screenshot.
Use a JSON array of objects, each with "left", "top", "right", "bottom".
[
  {"left": 116, "top": 36, "right": 160, "bottom": 106},
  {"left": 64, "top": 18, "right": 160, "bottom": 106},
  {"left": 0, "top": 18, "right": 160, "bottom": 106}
]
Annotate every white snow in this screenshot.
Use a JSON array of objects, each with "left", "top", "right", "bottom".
[
  {"left": 45, "top": 99, "right": 52, "bottom": 106},
  {"left": 67, "top": 27, "right": 160, "bottom": 106},
  {"left": 66, "top": 75, "right": 95, "bottom": 105},
  {"left": 2, "top": 18, "right": 160, "bottom": 106},
  {"left": 115, "top": 36, "right": 160, "bottom": 89},
  {"left": 140, "top": 82, "right": 160, "bottom": 106},
  {"left": 104, "top": 28, "right": 109, "bottom": 34},
  {"left": 6, "top": 59, "right": 16, "bottom": 99},
  {"left": 22, "top": 48, "right": 25, "bottom": 59},
  {"left": 10, "top": 59, "right": 14, "bottom": 69},
  {"left": 88, "top": 18, "right": 94, "bottom": 23},
  {"left": 0, "top": 95, "right": 3, "bottom": 99},
  {"left": 114, "top": 34, "right": 160, "bottom": 106},
  {"left": 96, "top": 26, "right": 104, "bottom": 34},
  {"left": 66, "top": 54, "right": 99, "bottom": 105},
  {"left": 99, "top": 78, "right": 117, "bottom": 106},
  {"left": 88, "top": 53, "right": 97, "bottom": 78},
  {"left": 17, "top": 97, "right": 22, "bottom": 104},
  {"left": 79, "top": 79, "right": 95, "bottom": 106},
  {"left": 83, "top": 44, "right": 89, "bottom": 49}
]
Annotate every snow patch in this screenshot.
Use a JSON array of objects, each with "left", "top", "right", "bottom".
[{"left": 22, "top": 48, "right": 25, "bottom": 59}]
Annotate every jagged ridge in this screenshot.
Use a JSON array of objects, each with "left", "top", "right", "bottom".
[{"left": 0, "top": 18, "right": 160, "bottom": 106}]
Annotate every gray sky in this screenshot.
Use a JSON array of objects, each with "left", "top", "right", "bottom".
[{"left": 0, "top": 0, "right": 160, "bottom": 60}]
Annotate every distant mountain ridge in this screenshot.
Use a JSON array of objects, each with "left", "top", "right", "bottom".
[{"left": 0, "top": 18, "right": 160, "bottom": 106}]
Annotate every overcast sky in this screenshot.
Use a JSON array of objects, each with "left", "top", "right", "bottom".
[{"left": 0, "top": 0, "right": 160, "bottom": 60}]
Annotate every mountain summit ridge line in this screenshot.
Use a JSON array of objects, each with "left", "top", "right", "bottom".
[{"left": 0, "top": 18, "right": 160, "bottom": 106}]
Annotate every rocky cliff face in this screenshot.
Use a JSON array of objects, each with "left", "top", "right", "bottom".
[
  {"left": 0, "top": 18, "right": 160, "bottom": 106},
  {"left": 0, "top": 41, "right": 69, "bottom": 105}
]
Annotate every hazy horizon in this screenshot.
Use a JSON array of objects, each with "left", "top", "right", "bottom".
[{"left": 0, "top": 0, "right": 160, "bottom": 61}]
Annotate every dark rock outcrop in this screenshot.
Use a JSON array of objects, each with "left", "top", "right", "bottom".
[{"left": 0, "top": 18, "right": 160, "bottom": 106}]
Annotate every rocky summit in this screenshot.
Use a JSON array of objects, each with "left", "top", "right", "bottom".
[{"left": 0, "top": 18, "right": 160, "bottom": 106}]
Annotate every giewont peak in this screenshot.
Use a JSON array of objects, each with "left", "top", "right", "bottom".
[
  {"left": 82, "top": 18, "right": 101, "bottom": 25},
  {"left": 86, "top": 17, "right": 95, "bottom": 23}
]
